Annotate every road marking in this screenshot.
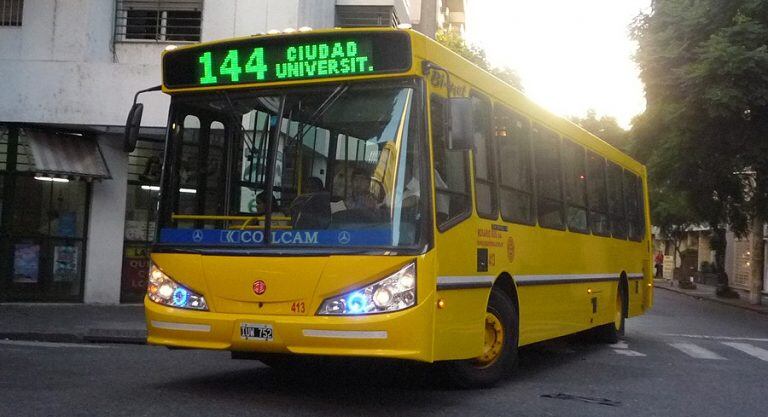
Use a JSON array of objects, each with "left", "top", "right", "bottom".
[
  {"left": 722, "top": 342, "right": 768, "bottom": 362},
  {"left": 610, "top": 341, "right": 629, "bottom": 349},
  {"left": 0, "top": 340, "right": 106, "bottom": 349},
  {"left": 669, "top": 343, "right": 725, "bottom": 360},
  {"left": 662, "top": 334, "right": 768, "bottom": 342},
  {"left": 613, "top": 349, "right": 646, "bottom": 357}
]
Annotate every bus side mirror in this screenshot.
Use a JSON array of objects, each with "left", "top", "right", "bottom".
[
  {"left": 124, "top": 102, "right": 144, "bottom": 152},
  {"left": 446, "top": 97, "right": 474, "bottom": 151}
]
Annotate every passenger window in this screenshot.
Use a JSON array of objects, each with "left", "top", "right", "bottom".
[
  {"left": 563, "top": 139, "right": 588, "bottom": 233},
  {"left": 636, "top": 176, "right": 646, "bottom": 239},
  {"left": 607, "top": 161, "right": 627, "bottom": 239},
  {"left": 472, "top": 93, "right": 497, "bottom": 219},
  {"left": 534, "top": 125, "right": 564, "bottom": 229},
  {"left": 431, "top": 95, "right": 471, "bottom": 229},
  {"left": 587, "top": 151, "right": 609, "bottom": 236},
  {"left": 625, "top": 171, "right": 644, "bottom": 241},
  {"left": 495, "top": 107, "right": 534, "bottom": 224}
]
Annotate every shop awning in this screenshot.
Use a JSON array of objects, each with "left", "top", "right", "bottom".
[{"left": 25, "top": 130, "right": 111, "bottom": 180}]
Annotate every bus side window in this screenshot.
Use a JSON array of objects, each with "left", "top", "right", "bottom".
[
  {"left": 471, "top": 92, "right": 497, "bottom": 219},
  {"left": 587, "top": 151, "right": 609, "bottom": 236},
  {"left": 636, "top": 176, "right": 647, "bottom": 239},
  {"left": 495, "top": 106, "right": 534, "bottom": 224},
  {"left": 563, "top": 139, "right": 588, "bottom": 233},
  {"left": 431, "top": 94, "right": 471, "bottom": 229},
  {"left": 533, "top": 125, "right": 565, "bottom": 229},
  {"left": 607, "top": 161, "right": 627, "bottom": 239},
  {"left": 625, "top": 170, "right": 643, "bottom": 241}
]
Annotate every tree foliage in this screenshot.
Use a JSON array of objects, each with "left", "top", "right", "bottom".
[
  {"left": 435, "top": 29, "right": 523, "bottom": 91},
  {"left": 570, "top": 110, "right": 629, "bottom": 152},
  {"left": 630, "top": 0, "right": 768, "bottom": 240}
]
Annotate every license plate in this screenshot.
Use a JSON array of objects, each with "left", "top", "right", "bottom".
[{"left": 240, "top": 323, "right": 273, "bottom": 341}]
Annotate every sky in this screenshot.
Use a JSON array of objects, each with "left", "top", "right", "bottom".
[{"left": 464, "top": 0, "right": 651, "bottom": 129}]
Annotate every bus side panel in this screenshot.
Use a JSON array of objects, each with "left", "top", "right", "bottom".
[{"left": 432, "top": 218, "right": 489, "bottom": 361}]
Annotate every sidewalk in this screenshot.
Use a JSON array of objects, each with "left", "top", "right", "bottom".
[
  {"left": 0, "top": 303, "right": 146, "bottom": 344},
  {"left": 654, "top": 279, "right": 768, "bottom": 315}
]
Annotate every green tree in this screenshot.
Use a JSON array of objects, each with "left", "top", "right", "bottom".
[
  {"left": 435, "top": 29, "right": 523, "bottom": 90},
  {"left": 570, "top": 110, "right": 629, "bottom": 151},
  {"left": 631, "top": 0, "right": 768, "bottom": 283}
]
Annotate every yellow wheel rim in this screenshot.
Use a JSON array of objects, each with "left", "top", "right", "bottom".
[
  {"left": 614, "top": 291, "right": 623, "bottom": 331},
  {"left": 475, "top": 312, "right": 505, "bottom": 368}
]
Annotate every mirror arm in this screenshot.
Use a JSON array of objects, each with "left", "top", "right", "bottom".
[
  {"left": 132, "top": 85, "right": 162, "bottom": 106},
  {"left": 421, "top": 61, "right": 452, "bottom": 99}
]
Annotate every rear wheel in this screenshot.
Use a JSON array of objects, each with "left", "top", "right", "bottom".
[
  {"left": 595, "top": 283, "right": 625, "bottom": 343},
  {"left": 443, "top": 288, "right": 518, "bottom": 388}
]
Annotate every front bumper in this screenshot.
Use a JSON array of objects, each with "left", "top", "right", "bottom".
[{"left": 145, "top": 294, "right": 435, "bottom": 362}]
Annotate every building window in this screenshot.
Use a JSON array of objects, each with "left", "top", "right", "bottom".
[
  {"left": 0, "top": 0, "right": 23, "bottom": 26},
  {"left": 115, "top": 0, "right": 202, "bottom": 42},
  {"left": 335, "top": 5, "right": 399, "bottom": 28}
]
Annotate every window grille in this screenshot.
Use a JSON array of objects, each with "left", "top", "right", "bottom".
[
  {"left": 335, "top": 5, "right": 399, "bottom": 28},
  {"left": 115, "top": 0, "right": 202, "bottom": 42},
  {"left": 0, "top": 0, "right": 23, "bottom": 26}
]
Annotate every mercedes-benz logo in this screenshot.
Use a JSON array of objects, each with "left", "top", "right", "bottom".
[
  {"left": 338, "top": 231, "right": 351, "bottom": 245},
  {"left": 192, "top": 229, "right": 204, "bottom": 243}
]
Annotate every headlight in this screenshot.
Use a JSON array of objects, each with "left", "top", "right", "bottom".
[
  {"left": 147, "top": 264, "right": 208, "bottom": 311},
  {"left": 317, "top": 263, "right": 416, "bottom": 315}
]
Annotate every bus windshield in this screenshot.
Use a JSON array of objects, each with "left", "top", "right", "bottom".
[{"left": 157, "top": 81, "right": 428, "bottom": 250}]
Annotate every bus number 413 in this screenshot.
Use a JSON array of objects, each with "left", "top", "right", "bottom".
[
  {"left": 198, "top": 48, "right": 268, "bottom": 84},
  {"left": 290, "top": 301, "right": 306, "bottom": 314}
]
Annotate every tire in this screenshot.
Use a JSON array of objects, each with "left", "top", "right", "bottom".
[
  {"left": 442, "top": 288, "right": 518, "bottom": 388},
  {"left": 594, "top": 283, "right": 626, "bottom": 344}
]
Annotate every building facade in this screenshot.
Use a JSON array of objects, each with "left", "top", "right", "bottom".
[{"left": 0, "top": 0, "right": 444, "bottom": 304}]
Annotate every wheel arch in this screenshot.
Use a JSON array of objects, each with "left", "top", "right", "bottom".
[
  {"left": 492, "top": 272, "right": 519, "bottom": 319},
  {"left": 619, "top": 271, "right": 629, "bottom": 318}
]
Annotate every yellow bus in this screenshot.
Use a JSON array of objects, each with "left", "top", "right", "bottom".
[{"left": 130, "top": 27, "right": 652, "bottom": 387}]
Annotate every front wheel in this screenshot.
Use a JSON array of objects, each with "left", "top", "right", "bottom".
[{"left": 442, "top": 288, "right": 518, "bottom": 388}]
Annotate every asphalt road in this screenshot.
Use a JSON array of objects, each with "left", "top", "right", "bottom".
[{"left": 2, "top": 289, "right": 768, "bottom": 417}]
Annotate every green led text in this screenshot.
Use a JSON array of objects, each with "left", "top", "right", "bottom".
[
  {"left": 275, "top": 41, "right": 373, "bottom": 79},
  {"left": 195, "top": 40, "right": 375, "bottom": 86},
  {"left": 199, "top": 52, "right": 218, "bottom": 84}
]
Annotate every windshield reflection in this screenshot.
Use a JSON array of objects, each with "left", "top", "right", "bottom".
[{"left": 159, "top": 82, "right": 427, "bottom": 249}]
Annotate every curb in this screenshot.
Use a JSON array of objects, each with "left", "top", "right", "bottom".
[
  {"left": 0, "top": 329, "right": 147, "bottom": 345},
  {"left": 654, "top": 284, "right": 768, "bottom": 316}
]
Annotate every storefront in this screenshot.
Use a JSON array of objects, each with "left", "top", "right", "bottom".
[{"left": 0, "top": 125, "right": 110, "bottom": 302}]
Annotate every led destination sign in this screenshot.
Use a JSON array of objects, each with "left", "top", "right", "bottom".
[{"left": 163, "top": 31, "right": 412, "bottom": 89}]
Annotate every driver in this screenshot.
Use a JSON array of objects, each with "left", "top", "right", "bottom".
[{"left": 344, "top": 169, "right": 377, "bottom": 210}]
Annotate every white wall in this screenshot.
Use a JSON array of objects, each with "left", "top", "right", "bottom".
[
  {"left": 0, "top": 0, "right": 370, "bottom": 128},
  {"left": 83, "top": 135, "right": 128, "bottom": 304}
]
